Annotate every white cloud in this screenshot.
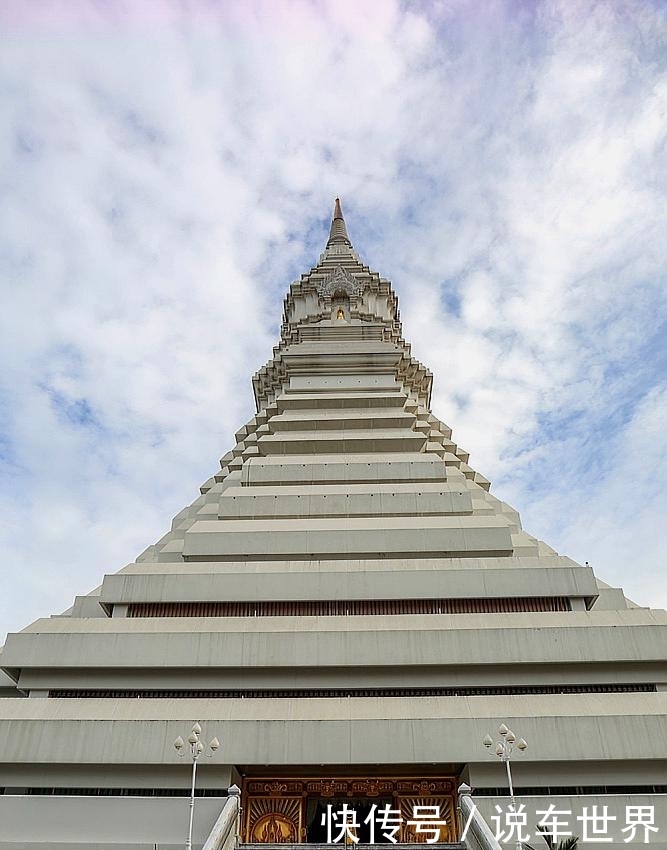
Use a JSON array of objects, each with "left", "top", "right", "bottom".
[
  {"left": 0, "top": 0, "right": 665, "bottom": 640},
  {"left": 526, "top": 385, "right": 667, "bottom": 608}
]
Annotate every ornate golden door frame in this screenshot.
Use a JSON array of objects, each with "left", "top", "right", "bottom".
[{"left": 242, "top": 776, "right": 458, "bottom": 844}]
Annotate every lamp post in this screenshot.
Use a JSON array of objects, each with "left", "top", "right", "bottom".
[
  {"left": 482, "top": 724, "right": 527, "bottom": 813},
  {"left": 174, "top": 722, "right": 220, "bottom": 850}
]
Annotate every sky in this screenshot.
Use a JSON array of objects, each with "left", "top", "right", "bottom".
[{"left": 0, "top": 0, "right": 665, "bottom": 644}]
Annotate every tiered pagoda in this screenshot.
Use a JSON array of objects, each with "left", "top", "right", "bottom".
[{"left": 0, "top": 201, "right": 665, "bottom": 850}]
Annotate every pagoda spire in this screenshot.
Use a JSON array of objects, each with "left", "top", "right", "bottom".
[{"left": 326, "top": 197, "right": 352, "bottom": 247}]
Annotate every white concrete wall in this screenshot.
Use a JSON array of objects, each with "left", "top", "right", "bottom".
[{"left": 0, "top": 794, "right": 228, "bottom": 848}]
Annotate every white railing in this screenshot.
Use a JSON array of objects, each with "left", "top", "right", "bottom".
[
  {"left": 202, "top": 785, "right": 241, "bottom": 850},
  {"left": 459, "top": 783, "right": 503, "bottom": 850}
]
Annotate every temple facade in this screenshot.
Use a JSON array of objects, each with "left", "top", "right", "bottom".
[{"left": 0, "top": 201, "right": 665, "bottom": 850}]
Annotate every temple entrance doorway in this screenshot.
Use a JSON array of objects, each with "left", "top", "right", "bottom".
[{"left": 241, "top": 775, "right": 458, "bottom": 844}]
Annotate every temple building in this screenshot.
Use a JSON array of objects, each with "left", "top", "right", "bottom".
[{"left": 0, "top": 201, "right": 666, "bottom": 850}]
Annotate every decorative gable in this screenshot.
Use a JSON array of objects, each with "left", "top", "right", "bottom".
[{"left": 317, "top": 265, "right": 363, "bottom": 297}]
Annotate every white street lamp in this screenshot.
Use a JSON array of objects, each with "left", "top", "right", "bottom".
[
  {"left": 483, "top": 725, "right": 528, "bottom": 850},
  {"left": 482, "top": 724, "right": 527, "bottom": 812},
  {"left": 174, "top": 722, "right": 220, "bottom": 850}
]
